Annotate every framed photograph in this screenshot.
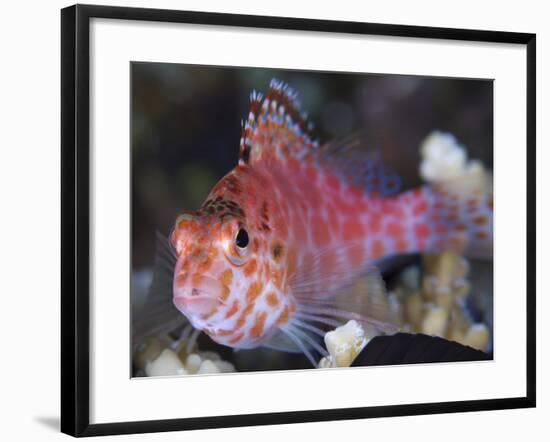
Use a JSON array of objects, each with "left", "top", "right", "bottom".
[{"left": 61, "top": 4, "right": 536, "bottom": 437}]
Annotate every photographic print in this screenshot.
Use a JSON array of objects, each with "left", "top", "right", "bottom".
[
  {"left": 131, "top": 64, "right": 494, "bottom": 377},
  {"left": 61, "top": 5, "right": 535, "bottom": 435}
]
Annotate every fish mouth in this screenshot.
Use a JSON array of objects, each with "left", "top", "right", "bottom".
[{"left": 173, "top": 273, "right": 225, "bottom": 318}]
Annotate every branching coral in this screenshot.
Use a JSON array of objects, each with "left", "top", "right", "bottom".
[
  {"left": 393, "top": 251, "right": 490, "bottom": 352},
  {"left": 134, "top": 334, "right": 236, "bottom": 377},
  {"left": 419, "top": 130, "right": 492, "bottom": 197},
  {"left": 319, "top": 320, "right": 373, "bottom": 368}
]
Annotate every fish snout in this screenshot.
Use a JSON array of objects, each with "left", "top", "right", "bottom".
[{"left": 173, "top": 273, "right": 225, "bottom": 318}]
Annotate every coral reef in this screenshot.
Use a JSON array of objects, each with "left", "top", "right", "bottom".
[
  {"left": 390, "top": 251, "right": 491, "bottom": 352},
  {"left": 319, "top": 320, "right": 373, "bottom": 368},
  {"left": 134, "top": 334, "right": 236, "bottom": 377},
  {"left": 318, "top": 247, "right": 492, "bottom": 369},
  {"left": 420, "top": 130, "right": 492, "bottom": 197}
]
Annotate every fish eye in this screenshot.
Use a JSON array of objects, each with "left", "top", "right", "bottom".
[
  {"left": 225, "top": 226, "right": 251, "bottom": 265},
  {"left": 235, "top": 228, "right": 249, "bottom": 249}
]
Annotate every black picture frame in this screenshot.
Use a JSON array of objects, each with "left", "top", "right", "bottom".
[{"left": 61, "top": 4, "right": 536, "bottom": 437}]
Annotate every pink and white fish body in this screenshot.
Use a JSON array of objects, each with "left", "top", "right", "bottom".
[{"left": 169, "top": 80, "right": 493, "bottom": 364}]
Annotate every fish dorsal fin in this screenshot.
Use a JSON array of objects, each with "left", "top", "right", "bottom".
[
  {"left": 318, "top": 135, "right": 402, "bottom": 197},
  {"left": 240, "top": 80, "right": 400, "bottom": 197},
  {"left": 239, "top": 78, "right": 319, "bottom": 165}
]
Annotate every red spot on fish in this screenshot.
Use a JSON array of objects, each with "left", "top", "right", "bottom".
[
  {"left": 191, "top": 274, "right": 203, "bottom": 287},
  {"left": 446, "top": 213, "right": 458, "bottom": 223},
  {"left": 229, "top": 332, "right": 244, "bottom": 344},
  {"left": 385, "top": 221, "right": 404, "bottom": 238},
  {"left": 197, "top": 256, "right": 212, "bottom": 273},
  {"left": 220, "top": 269, "right": 233, "bottom": 286},
  {"left": 246, "top": 281, "right": 263, "bottom": 304},
  {"left": 272, "top": 271, "right": 284, "bottom": 291},
  {"left": 412, "top": 200, "right": 428, "bottom": 216},
  {"left": 287, "top": 157, "right": 300, "bottom": 172},
  {"left": 325, "top": 174, "right": 340, "bottom": 193},
  {"left": 368, "top": 216, "right": 381, "bottom": 234},
  {"left": 276, "top": 306, "right": 290, "bottom": 325},
  {"left": 235, "top": 304, "right": 254, "bottom": 329},
  {"left": 243, "top": 259, "right": 257, "bottom": 277},
  {"left": 339, "top": 200, "right": 356, "bottom": 216},
  {"left": 312, "top": 218, "right": 331, "bottom": 246},
  {"left": 348, "top": 244, "right": 364, "bottom": 267},
  {"left": 448, "top": 234, "right": 468, "bottom": 252},
  {"left": 327, "top": 205, "right": 341, "bottom": 235},
  {"left": 343, "top": 219, "right": 365, "bottom": 241},
  {"left": 266, "top": 292, "right": 279, "bottom": 308},
  {"left": 249, "top": 311, "right": 267, "bottom": 338},
  {"left": 349, "top": 186, "right": 364, "bottom": 200},
  {"left": 473, "top": 215, "right": 488, "bottom": 225},
  {"left": 371, "top": 240, "right": 385, "bottom": 259},
  {"left": 274, "top": 215, "right": 288, "bottom": 239},
  {"left": 224, "top": 300, "right": 239, "bottom": 319},
  {"left": 220, "top": 285, "right": 230, "bottom": 302},
  {"left": 175, "top": 273, "right": 187, "bottom": 287},
  {"left": 475, "top": 231, "right": 488, "bottom": 239},
  {"left": 209, "top": 224, "right": 220, "bottom": 239},
  {"left": 454, "top": 223, "right": 467, "bottom": 232},
  {"left": 395, "top": 238, "right": 409, "bottom": 253},
  {"left": 235, "top": 316, "right": 246, "bottom": 329},
  {"left": 386, "top": 202, "right": 405, "bottom": 218},
  {"left": 414, "top": 223, "right": 430, "bottom": 240},
  {"left": 435, "top": 224, "right": 448, "bottom": 234},
  {"left": 305, "top": 165, "right": 318, "bottom": 182}
]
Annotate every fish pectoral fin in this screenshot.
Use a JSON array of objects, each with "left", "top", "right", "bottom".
[
  {"left": 133, "top": 231, "right": 186, "bottom": 343},
  {"left": 291, "top": 252, "right": 399, "bottom": 336},
  {"left": 260, "top": 328, "right": 303, "bottom": 354},
  {"left": 261, "top": 324, "right": 327, "bottom": 368}
]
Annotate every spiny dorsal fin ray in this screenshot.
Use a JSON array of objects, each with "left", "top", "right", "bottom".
[
  {"left": 239, "top": 78, "right": 319, "bottom": 165},
  {"left": 240, "top": 80, "right": 400, "bottom": 197},
  {"left": 328, "top": 151, "right": 401, "bottom": 197},
  {"left": 317, "top": 132, "right": 402, "bottom": 197}
]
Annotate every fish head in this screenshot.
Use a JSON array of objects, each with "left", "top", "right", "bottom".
[{"left": 170, "top": 201, "right": 290, "bottom": 348}]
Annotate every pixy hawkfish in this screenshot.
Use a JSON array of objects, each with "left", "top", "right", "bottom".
[{"left": 141, "top": 79, "right": 493, "bottom": 366}]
